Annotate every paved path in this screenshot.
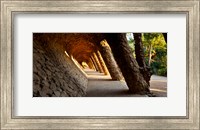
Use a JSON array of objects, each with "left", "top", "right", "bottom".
[
  {"left": 85, "top": 69, "right": 167, "bottom": 97},
  {"left": 150, "top": 75, "right": 167, "bottom": 97}
]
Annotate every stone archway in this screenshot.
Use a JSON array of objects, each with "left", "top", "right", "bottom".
[{"left": 33, "top": 33, "right": 151, "bottom": 97}]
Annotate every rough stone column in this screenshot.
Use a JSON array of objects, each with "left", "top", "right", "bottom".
[
  {"left": 105, "top": 33, "right": 150, "bottom": 94},
  {"left": 86, "top": 61, "right": 93, "bottom": 69},
  {"left": 96, "top": 51, "right": 109, "bottom": 75},
  {"left": 90, "top": 56, "right": 99, "bottom": 72},
  {"left": 87, "top": 59, "right": 96, "bottom": 70},
  {"left": 99, "top": 40, "right": 124, "bottom": 80},
  {"left": 93, "top": 53, "right": 104, "bottom": 73}
]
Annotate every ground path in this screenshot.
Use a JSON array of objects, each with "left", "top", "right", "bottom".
[{"left": 84, "top": 69, "right": 167, "bottom": 97}]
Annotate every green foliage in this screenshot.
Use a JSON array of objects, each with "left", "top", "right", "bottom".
[
  {"left": 142, "top": 33, "right": 167, "bottom": 76},
  {"left": 127, "top": 33, "right": 167, "bottom": 76},
  {"left": 126, "top": 33, "right": 135, "bottom": 57},
  {"left": 126, "top": 33, "right": 167, "bottom": 76},
  {"left": 150, "top": 48, "right": 167, "bottom": 76}
]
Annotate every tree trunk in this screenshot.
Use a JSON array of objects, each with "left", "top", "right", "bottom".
[
  {"left": 162, "top": 33, "right": 167, "bottom": 43},
  {"left": 133, "top": 33, "right": 146, "bottom": 67},
  {"left": 133, "top": 33, "right": 151, "bottom": 85},
  {"left": 148, "top": 43, "right": 152, "bottom": 66},
  {"left": 105, "top": 33, "right": 150, "bottom": 94},
  {"left": 99, "top": 40, "right": 124, "bottom": 80}
]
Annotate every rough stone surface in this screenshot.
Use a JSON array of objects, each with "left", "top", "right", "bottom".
[
  {"left": 33, "top": 36, "right": 88, "bottom": 97},
  {"left": 105, "top": 33, "right": 150, "bottom": 94},
  {"left": 90, "top": 56, "right": 99, "bottom": 71},
  {"left": 93, "top": 53, "right": 104, "bottom": 73},
  {"left": 99, "top": 40, "right": 124, "bottom": 80},
  {"left": 96, "top": 51, "right": 109, "bottom": 75},
  {"left": 133, "top": 33, "right": 151, "bottom": 85}
]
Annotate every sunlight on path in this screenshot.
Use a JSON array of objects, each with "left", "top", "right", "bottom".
[
  {"left": 84, "top": 69, "right": 167, "bottom": 97},
  {"left": 150, "top": 75, "right": 167, "bottom": 97}
]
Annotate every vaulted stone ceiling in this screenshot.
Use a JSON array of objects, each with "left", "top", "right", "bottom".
[{"left": 33, "top": 33, "right": 105, "bottom": 63}]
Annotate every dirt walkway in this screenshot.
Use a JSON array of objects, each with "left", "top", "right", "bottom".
[{"left": 85, "top": 69, "right": 167, "bottom": 97}]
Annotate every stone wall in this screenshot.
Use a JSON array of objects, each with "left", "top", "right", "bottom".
[{"left": 33, "top": 37, "right": 88, "bottom": 97}]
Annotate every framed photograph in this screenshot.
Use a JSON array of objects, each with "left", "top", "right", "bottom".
[{"left": 1, "top": 0, "right": 199, "bottom": 129}]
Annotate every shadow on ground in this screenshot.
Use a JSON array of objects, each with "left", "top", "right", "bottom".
[{"left": 84, "top": 69, "right": 167, "bottom": 97}]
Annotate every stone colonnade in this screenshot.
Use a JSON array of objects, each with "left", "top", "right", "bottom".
[
  {"left": 79, "top": 35, "right": 150, "bottom": 94},
  {"left": 84, "top": 40, "right": 124, "bottom": 81},
  {"left": 33, "top": 33, "right": 151, "bottom": 96}
]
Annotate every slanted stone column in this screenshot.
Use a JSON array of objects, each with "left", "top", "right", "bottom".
[
  {"left": 105, "top": 33, "right": 150, "bottom": 94},
  {"left": 90, "top": 56, "right": 99, "bottom": 72},
  {"left": 93, "top": 53, "right": 104, "bottom": 73},
  {"left": 88, "top": 58, "right": 96, "bottom": 70},
  {"left": 87, "top": 63, "right": 92, "bottom": 69},
  {"left": 96, "top": 51, "right": 109, "bottom": 75},
  {"left": 99, "top": 40, "right": 124, "bottom": 80},
  {"left": 90, "top": 59, "right": 96, "bottom": 70}
]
